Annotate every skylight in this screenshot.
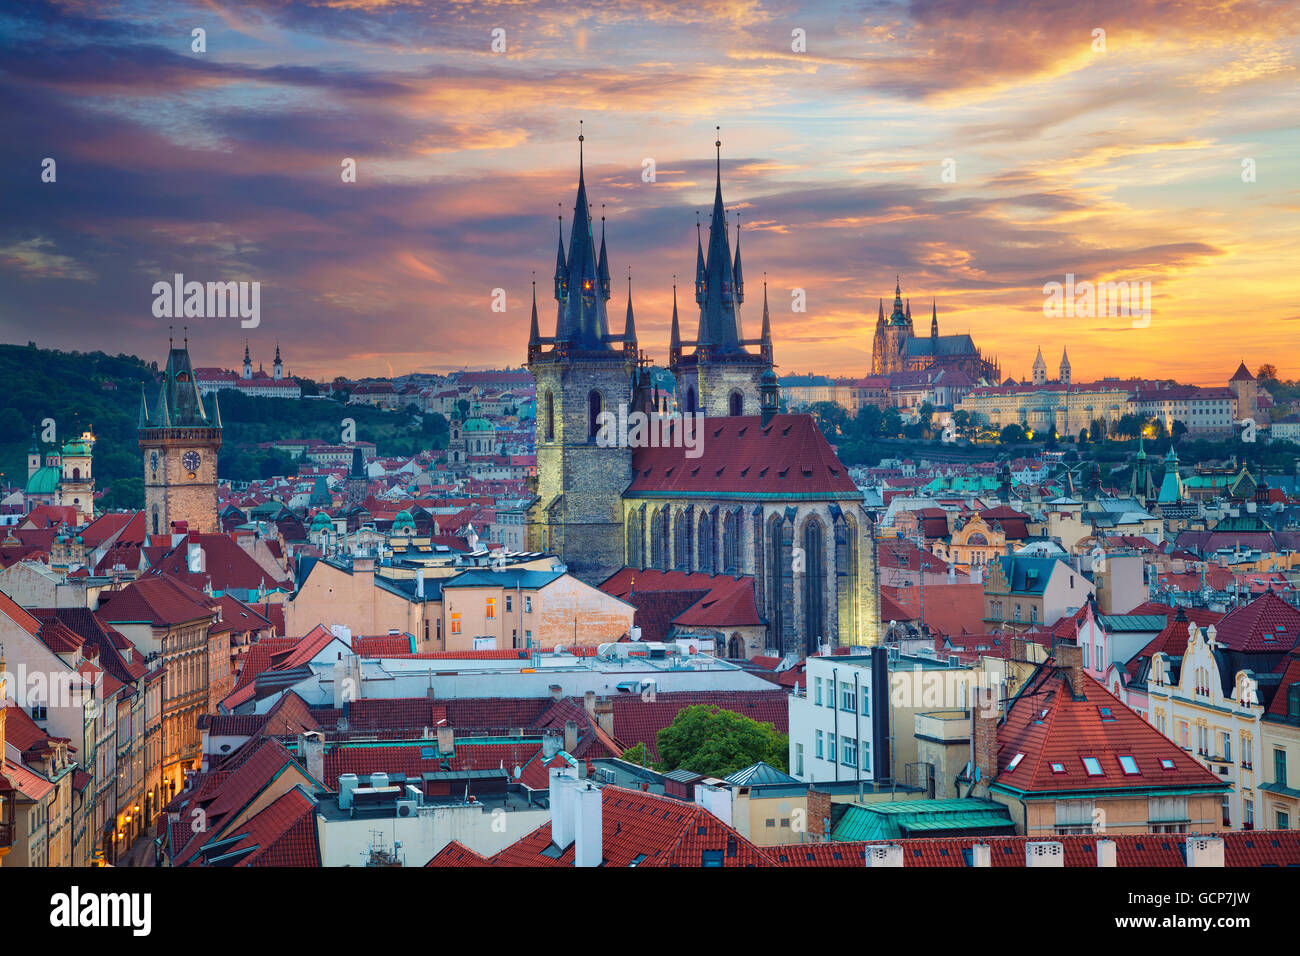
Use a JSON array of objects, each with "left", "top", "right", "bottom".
[
  {"left": 1082, "top": 757, "right": 1104, "bottom": 776},
  {"left": 1099, "top": 706, "right": 1115, "bottom": 721},
  {"left": 1007, "top": 753, "right": 1025, "bottom": 771},
  {"left": 1118, "top": 755, "right": 1140, "bottom": 775},
  {"left": 1050, "top": 762, "right": 1066, "bottom": 773},
  {"left": 1160, "top": 758, "right": 1176, "bottom": 770}
]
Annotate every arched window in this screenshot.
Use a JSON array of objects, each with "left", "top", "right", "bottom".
[
  {"left": 152, "top": 506, "right": 160, "bottom": 536},
  {"left": 72, "top": 467, "right": 81, "bottom": 480},
  {"left": 674, "top": 509, "right": 690, "bottom": 571},
  {"left": 768, "top": 519, "right": 785, "bottom": 651},
  {"left": 723, "top": 509, "right": 743, "bottom": 573},
  {"left": 588, "top": 390, "right": 603, "bottom": 440},
  {"left": 626, "top": 510, "right": 643, "bottom": 568},
  {"left": 803, "top": 518, "right": 826, "bottom": 656},
  {"left": 729, "top": 391, "right": 743, "bottom": 416},
  {"left": 544, "top": 390, "right": 555, "bottom": 442},
  {"left": 686, "top": 387, "right": 697, "bottom": 414}
]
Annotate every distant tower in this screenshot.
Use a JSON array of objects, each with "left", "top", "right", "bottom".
[
  {"left": 1059, "top": 347, "right": 1071, "bottom": 385},
  {"left": 242, "top": 341, "right": 252, "bottom": 380},
  {"left": 273, "top": 342, "right": 283, "bottom": 381},
  {"left": 346, "top": 446, "right": 368, "bottom": 505},
  {"left": 930, "top": 300, "right": 939, "bottom": 342},
  {"left": 1229, "top": 360, "right": 1258, "bottom": 422},
  {"left": 526, "top": 126, "right": 634, "bottom": 583},
  {"left": 139, "top": 332, "right": 223, "bottom": 535},
  {"left": 59, "top": 431, "right": 96, "bottom": 521},
  {"left": 670, "top": 129, "right": 771, "bottom": 418},
  {"left": 1032, "top": 347, "right": 1047, "bottom": 386},
  {"left": 27, "top": 429, "right": 41, "bottom": 482},
  {"left": 874, "top": 278, "right": 913, "bottom": 375}
]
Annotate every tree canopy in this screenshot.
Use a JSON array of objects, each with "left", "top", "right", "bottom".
[{"left": 654, "top": 704, "right": 789, "bottom": 777}]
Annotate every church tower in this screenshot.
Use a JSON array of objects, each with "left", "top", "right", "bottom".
[
  {"left": 670, "top": 129, "right": 772, "bottom": 418},
  {"left": 273, "top": 342, "right": 283, "bottom": 381},
  {"left": 526, "top": 129, "right": 635, "bottom": 584},
  {"left": 1032, "top": 347, "right": 1047, "bottom": 386},
  {"left": 242, "top": 341, "right": 252, "bottom": 380},
  {"left": 876, "top": 277, "right": 913, "bottom": 375},
  {"left": 1059, "top": 347, "right": 1071, "bottom": 385},
  {"left": 139, "top": 331, "right": 223, "bottom": 535}
]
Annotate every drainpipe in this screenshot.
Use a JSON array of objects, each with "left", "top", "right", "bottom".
[
  {"left": 854, "top": 669, "right": 862, "bottom": 788},
  {"left": 832, "top": 666, "right": 840, "bottom": 783}
]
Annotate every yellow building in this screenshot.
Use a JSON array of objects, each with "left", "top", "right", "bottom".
[{"left": 933, "top": 512, "right": 1005, "bottom": 575}]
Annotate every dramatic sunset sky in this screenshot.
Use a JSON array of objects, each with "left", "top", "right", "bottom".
[{"left": 2, "top": 0, "right": 1297, "bottom": 385}]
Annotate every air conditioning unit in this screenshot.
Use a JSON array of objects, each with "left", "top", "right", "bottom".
[
  {"left": 395, "top": 800, "right": 419, "bottom": 818},
  {"left": 599, "top": 768, "right": 617, "bottom": 784}
]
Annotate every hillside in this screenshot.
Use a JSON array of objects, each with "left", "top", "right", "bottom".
[{"left": 0, "top": 343, "right": 447, "bottom": 510}]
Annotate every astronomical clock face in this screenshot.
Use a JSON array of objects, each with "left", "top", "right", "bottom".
[{"left": 183, "top": 450, "right": 201, "bottom": 476}]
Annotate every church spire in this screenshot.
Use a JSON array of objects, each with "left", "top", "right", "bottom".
[
  {"left": 623, "top": 270, "right": 637, "bottom": 352},
  {"left": 694, "top": 215, "right": 707, "bottom": 309},
  {"left": 930, "top": 299, "right": 938, "bottom": 339},
  {"left": 552, "top": 122, "right": 612, "bottom": 350},
  {"left": 528, "top": 276, "right": 541, "bottom": 359},
  {"left": 760, "top": 274, "right": 773, "bottom": 366},
  {"left": 670, "top": 276, "right": 682, "bottom": 365},
  {"left": 732, "top": 214, "right": 744, "bottom": 304},
  {"left": 552, "top": 210, "right": 566, "bottom": 301},
  {"left": 694, "top": 126, "right": 744, "bottom": 355},
  {"left": 598, "top": 207, "right": 611, "bottom": 300}
]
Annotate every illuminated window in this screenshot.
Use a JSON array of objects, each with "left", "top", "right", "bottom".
[
  {"left": 451, "top": 613, "right": 461, "bottom": 634},
  {"left": 486, "top": 598, "right": 496, "bottom": 619}
]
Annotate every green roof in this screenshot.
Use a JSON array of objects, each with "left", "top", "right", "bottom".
[
  {"left": 1098, "top": 614, "right": 1167, "bottom": 632},
  {"left": 830, "top": 799, "right": 1015, "bottom": 842},
  {"left": 25, "top": 465, "right": 61, "bottom": 495}
]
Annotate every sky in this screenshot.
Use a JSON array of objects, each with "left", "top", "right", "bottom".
[{"left": 1, "top": 0, "right": 1297, "bottom": 386}]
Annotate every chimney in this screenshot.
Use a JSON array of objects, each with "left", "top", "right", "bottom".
[
  {"left": 542, "top": 731, "right": 561, "bottom": 759},
  {"left": 1096, "top": 839, "right": 1117, "bottom": 867},
  {"left": 865, "top": 845, "right": 904, "bottom": 867},
  {"left": 549, "top": 683, "right": 563, "bottom": 701},
  {"left": 1025, "top": 842, "right": 1064, "bottom": 867},
  {"left": 583, "top": 690, "right": 596, "bottom": 715},
  {"left": 574, "top": 782, "right": 603, "bottom": 867},
  {"left": 970, "top": 711, "right": 998, "bottom": 797},
  {"left": 436, "top": 726, "right": 454, "bottom": 754},
  {"left": 549, "top": 769, "right": 576, "bottom": 850},
  {"left": 563, "top": 719, "right": 579, "bottom": 754},
  {"left": 594, "top": 697, "right": 614, "bottom": 737},
  {"left": 338, "top": 773, "right": 358, "bottom": 810},
  {"left": 1055, "top": 642, "right": 1085, "bottom": 695},
  {"left": 297, "top": 730, "right": 325, "bottom": 783},
  {"left": 1185, "top": 836, "right": 1225, "bottom": 868},
  {"left": 969, "top": 843, "right": 991, "bottom": 867}
]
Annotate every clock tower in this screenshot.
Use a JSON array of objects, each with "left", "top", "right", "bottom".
[{"left": 139, "top": 334, "right": 223, "bottom": 535}]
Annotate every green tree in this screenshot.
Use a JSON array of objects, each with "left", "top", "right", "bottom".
[
  {"left": 620, "top": 742, "right": 650, "bottom": 768},
  {"left": 655, "top": 704, "right": 789, "bottom": 776},
  {"left": 916, "top": 401, "right": 934, "bottom": 436},
  {"left": 882, "top": 406, "right": 904, "bottom": 437},
  {"left": 1171, "top": 420, "right": 1188, "bottom": 443},
  {"left": 99, "top": 476, "right": 143, "bottom": 511},
  {"left": 457, "top": 398, "right": 471, "bottom": 418},
  {"left": 999, "top": 423, "right": 1026, "bottom": 444},
  {"left": 808, "top": 401, "right": 849, "bottom": 439},
  {"left": 854, "top": 404, "right": 883, "bottom": 439}
]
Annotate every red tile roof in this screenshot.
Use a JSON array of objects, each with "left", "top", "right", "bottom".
[
  {"left": 1126, "top": 606, "right": 1227, "bottom": 678},
  {"left": 1267, "top": 653, "right": 1300, "bottom": 719},
  {"left": 96, "top": 572, "right": 216, "bottom": 627},
  {"left": 213, "top": 786, "right": 322, "bottom": 867},
  {"left": 1210, "top": 591, "right": 1300, "bottom": 653},
  {"left": 626, "top": 414, "right": 858, "bottom": 497},
  {"left": 993, "top": 666, "right": 1226, "bottom": 795},
  {"left": 346, "top": 697, "right": 449, "bottom": 732},
  {"left": 425, "top": 840, "right": 491, "bottom": 867},
  {"left": 483, "top": 784, "right": 776, "bottom": 867},
  {"left": 352, "top": 634, "right": 414, "bottom": 656}
]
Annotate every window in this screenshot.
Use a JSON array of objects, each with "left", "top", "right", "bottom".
[
  {"left": 827, "top": 734, "right": 836, "bottom": 763},
  {"left": 1278, "top": 811, "right": 1290, "bottom": 830},
  {"left": 1098, "top": 706, "right": 1114, "bottom": 722},
  {"left": 1007, "top": 753, "right": 1025, "bottom": 772},
  {"left": 842, "top": 736, "right": 856, "bottom": 768},
  {"left": 815, "top": 731, "right": 823, "bottom": 759},
  {"left": 1055, "top": 799, "right": 1094, "bottom": 834},
  {"left": 814, "top": 677, "right": 822, "bottom": 706},
  {"left": 1222, "top": 795, "right": 1231, "bottom": 827},
  {"left": 587, "top": 390, "right": 604, "bottom": 440},
  {"left": 1118, "top": 755, "right": 1140, "bottom": 775},
  {"left": 450, "top": 613, "right": 462, "bottom": 634},
  {"left": 1160, "top": 758, "right": 1176, "bottom": 770},
  {"left": 1222, "top": 732, "right": 1231, "bottom": 762},
  {"left": 861, "top": 740, "right": 871, "bottom": 774},
  {"left": 1244, "top": 799, "right": 1254, "bottom": 828},
  {"left": 765, "top": 818, "right": 776, "bottom": 828},
  {"left": 524, "top": 596, "right": 532, "bottom": 613},
  {"left": 524, "top": 629, "right": 532, "bottom": 646},
  {"left": 1149, "top": 795, "right": 1189, "bottom": 829},
  {"left": 795, "top": 743, "right": 804, "bottom": 776},
  {"left": 1276, "top": 748, "right": 1288, "bottom": 787},
  {"left": 1050, "top": 762, "right": 1066, "bottom": 774},
  {"left": 485, "top": 597, "right": 496, "bottom": 619},
  {"left": 701, "top": 850, "right": 723, "bottom": 867},
  {"left": 505, "top": 595, "right": 513, "bottom": 613},
  {"left": 31, "top": 704, "right": 48, "bottom": 721},
  {"left": 861, "top": 690, "right": 870, "bottom": 717},
  {"left": 1082, "top": 757, "right": 1104, "bottom": 776},
  {"left": 841, "top": 685, "right": 856, "bottom": 712}
]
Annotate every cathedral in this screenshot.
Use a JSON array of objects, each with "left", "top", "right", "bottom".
[
  {"left": 526, "top": 131, "right": 880, "bottom": 657},
  {"left": 139, "top": 335, "right": 224, "bottom": 535},
  {"left": 871, "top": 279, "right": 1000, "bottom": 383}
]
